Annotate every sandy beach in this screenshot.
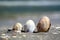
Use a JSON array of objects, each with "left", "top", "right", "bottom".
[{"left": 0, "top": 12, "right": 60, "bottom": 40}]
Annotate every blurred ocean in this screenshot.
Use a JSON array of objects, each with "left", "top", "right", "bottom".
[{"left": 0, "top": 6, "right": 60, "bottom": 28}]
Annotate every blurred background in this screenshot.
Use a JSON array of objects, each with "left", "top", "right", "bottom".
[{"left": 0, "top": 0, "right": 60, "bottom": 28}]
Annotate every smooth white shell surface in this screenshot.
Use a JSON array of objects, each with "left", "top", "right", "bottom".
[{"left": 24, "top": 20, "right": 36, "bottom": 32}]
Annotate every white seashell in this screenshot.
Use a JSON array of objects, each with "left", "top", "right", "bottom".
[
  {"left": 1, "top": 34, "right": 6, "bottom": 36},
  {"left": 0, "top": 36, "right": 8, "bottom": 40},
  {"left": 24, "top": 20, "right": 36, "bottom": 32},
  {"left": 12, "top": 22, "right": 23, "bottom": 33},
  {"left": 12, "top": 36, "right": 17, "bottom": 38},
  {"left": 55, "top": 27, "right": 60, "bottom": 29},
  {"left": 22, "top": 35, "right": 26, "bottom": 37},
  {"left": 52, "top": 32, "right": 58, "bottom": 34},
  {"left": 37, "top": 16, "right": 51, "bottom": 32}
]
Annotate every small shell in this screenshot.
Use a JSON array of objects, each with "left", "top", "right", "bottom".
[
  {"left": 24, "top": 20, "right": 36, "bottom": 32},
  {"left": 37, "top": 16, "right": 51, "bottom": 32},
  {"left": 12, "top": 22, "right": 23, "bottom": 33},
  {"left": 1, "top": 34, "right": 6, "bottom": 36},
  {"left": 12, "top": 36, "right": 17, "bottom": 38},
  {"left": 22, "top": 35, "right": 26, "bottom": 37},
  {"left": 0, "top": 36, "right": 8, "bottom": 40}
]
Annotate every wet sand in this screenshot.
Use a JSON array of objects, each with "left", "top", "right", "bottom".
[{"left": 0, "top": 26, "right": 60, "bottom": 40}]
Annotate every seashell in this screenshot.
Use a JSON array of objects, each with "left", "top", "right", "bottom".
[
  {"left": 12, "top": 22, "right": 23, "bottom": 33},
  {"left": 22, "top": 35, "right": 26, "bottom": 37},
  {"left": 0, "top": 35, "right": 9, "bottom": 40},
  {"left": 0, "top": 37, "right": 8, "bottom": 40},
  {"left": 24, "top": 20, "right": 36, "bottom": 32},
  {"left": 37, "top": 16, "right": 51, "bottom": 32},
  {"left": 12, "top": 36, "right": 17, "bottom": 38},
  {"left": 1, "top": 34, "right": 6, "bottom": 36}
]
